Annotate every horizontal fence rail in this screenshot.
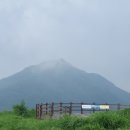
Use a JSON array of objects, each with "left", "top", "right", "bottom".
[{"left": 36, "top": 102, "right": 130, "bottom": 119}]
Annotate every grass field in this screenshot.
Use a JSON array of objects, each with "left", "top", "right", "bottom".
[{"left": 0, "top": 108, "right": 130, "bottom": 130}]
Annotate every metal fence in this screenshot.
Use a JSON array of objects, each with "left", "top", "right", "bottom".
[{"left": 36, "top": 102, "right": 130, "bottom": 119}]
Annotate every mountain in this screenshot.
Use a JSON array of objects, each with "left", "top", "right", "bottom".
[{"left": 0, "top": 59, "right": 130, "bottom": 110}]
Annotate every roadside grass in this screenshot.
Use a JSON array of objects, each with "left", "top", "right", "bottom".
[{"left": 0, "top": 109, "right": 130, "bottom": 130}]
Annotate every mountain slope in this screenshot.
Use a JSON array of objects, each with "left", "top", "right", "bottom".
[{"left": 0, "top": 59, "right": 130, "bottom": 110}]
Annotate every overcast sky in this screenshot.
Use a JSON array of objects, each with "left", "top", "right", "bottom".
[{"left": 0, "top": 0, "right": 130, "bottom": 92}]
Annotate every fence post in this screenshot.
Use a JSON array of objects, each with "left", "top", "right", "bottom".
[
  {"left": 92, "top": 102, "right": 95, "bottom": 113},
  {"left": 51, "top": 102, "right": 54, "bottom": 117},
  {"left": 69, "top": 102, "right": 72, "bottom": 115},
  {"left": 60, "top": 102, "right": 62, "bottom": 115},
  {"left": 46, "top": 103, "right": 48, "bottom": 115},
  {"left": 105, "top": 103, "right": 108, "bottom": 111},
  {"left": 36, "top": 104, "right": 37, "bottom": 119},
  {"left": 40, "top": 104, "right": 43, "bottom": 119},
  {"left": 81, "top": 102, "right": 83, "bottom": 114}
]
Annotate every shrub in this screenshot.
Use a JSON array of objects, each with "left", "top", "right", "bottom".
[
  {"left": 91, "top": 112, "right": 128, "bottom": 130},
  {"left": 13, "top": 101, "right": 28, "bottom": 117}
]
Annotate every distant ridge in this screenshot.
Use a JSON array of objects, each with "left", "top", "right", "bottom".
[{"left": 0, "top": 59, "right": 130, "bottom": 110}]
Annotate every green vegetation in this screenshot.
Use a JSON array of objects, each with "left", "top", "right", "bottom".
[
  {"left": 13, "top": 101, "right": 28, "bottom": 117},
  {"left": 0, "top": 104, "right": 130, "bottom": 130},
  {"left": 13, "top": 101, "right": 35, "bottom": 118}
]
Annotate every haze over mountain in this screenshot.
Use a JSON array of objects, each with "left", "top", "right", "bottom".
[{"left": 0, "top": 59, "right": 130, "bottom": 110}]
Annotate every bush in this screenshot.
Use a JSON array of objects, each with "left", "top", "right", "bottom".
[
  {"left": 13, "top": 101, "right": 28, "bottom": 117},
  {"left": 91, "top": 112, "right": 128, "bottom": 130}
]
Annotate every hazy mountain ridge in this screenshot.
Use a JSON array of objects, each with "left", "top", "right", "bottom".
[{"left": 0, "top": 59, "right": 130, "bottom": 110}]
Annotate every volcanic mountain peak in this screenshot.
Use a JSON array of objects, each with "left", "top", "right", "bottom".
[
  {"left": 21, "top": 59, "right": 74, "bottom": 75},
  {"left": 27, "top": 59, "right": 72, "bottom": 72}
]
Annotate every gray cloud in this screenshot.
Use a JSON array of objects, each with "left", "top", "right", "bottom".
[{"left": 0, "top": 0, "right": 130, "bottom": 92}]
